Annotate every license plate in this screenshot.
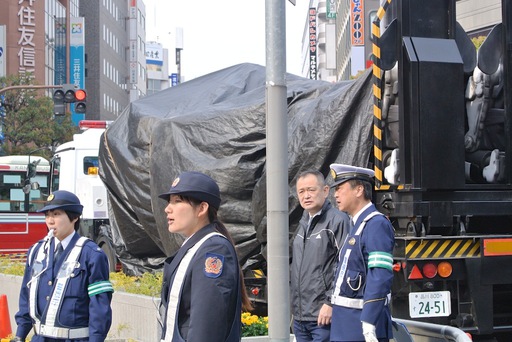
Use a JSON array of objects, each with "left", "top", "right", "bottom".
[{"left": 409, "top": 291, "right": 451, "bottom": 318}]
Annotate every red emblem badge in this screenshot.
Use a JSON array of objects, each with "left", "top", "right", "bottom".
[{"left": 204, "top": 253, "right": 224, "bottom": 278}]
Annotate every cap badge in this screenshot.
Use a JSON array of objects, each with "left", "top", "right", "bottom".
[
  {"left": 47, "top": 194, "right": 54, "bottom": 201},
  {"left": 348, "top": 237, "right": 356, "bottom": 245},
  {"left": 171, "top": 177, "right": 180, "bottom": 188},
  {"left": 330, "top": 169, "right": 337, "bottom": 180},
  {"left": 204, "top": 252, "right": 224, "bottom": 278}
]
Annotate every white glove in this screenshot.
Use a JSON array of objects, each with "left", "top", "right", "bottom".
[{"left": 362, "top": 321, "right": 378, "bottom": 342}]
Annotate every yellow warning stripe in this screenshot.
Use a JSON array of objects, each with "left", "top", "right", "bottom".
[
  {"left": 372, "top": 0, "right": 393, "bottom": 189},
  {"left": 405, "top": 239, "right": 481, "bottom": 259}
]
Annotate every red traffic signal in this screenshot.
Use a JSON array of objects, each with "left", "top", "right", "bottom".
[{"left": 75, "top": 89, "right": 86, "bottom": 102}]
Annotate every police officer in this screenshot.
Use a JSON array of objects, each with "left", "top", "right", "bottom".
[
  {"left": 158, "top": 171, "right": 252, "bottom": 342},
  {"left": 329, "top": 164, "right": 394, "bottom": 342},
  {"left": 13, "top": 190, "right": 114, "bottom": 342}
]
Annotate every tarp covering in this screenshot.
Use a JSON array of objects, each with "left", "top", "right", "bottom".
[{"left": 98, "top": 63, "right": 374, "bottom": 275}]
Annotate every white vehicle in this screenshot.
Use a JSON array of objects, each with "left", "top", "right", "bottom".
[{"left": 50, "top": 120, "right": 117, "bottom": 271}]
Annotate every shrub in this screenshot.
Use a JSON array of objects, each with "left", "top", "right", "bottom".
[
  {"left": 241, "top": 312, "right": 268, "bottom": 337},
  {"left": 0, "top": 255, "right": 25, "bottom": 276}
]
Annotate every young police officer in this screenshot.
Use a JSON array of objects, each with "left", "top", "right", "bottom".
[
  {"left": 13, "top": 190, "right": 114, "bottom": 342},
  {"left": 158, "top": 171, "right": 252, "bottom": 342},
  {"left": 329, "top": 164, "right": 394, "bottom": 342}
]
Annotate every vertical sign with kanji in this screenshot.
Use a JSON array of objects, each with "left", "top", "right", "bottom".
[{"left": 309, "top": 8, "right": 317, "bottom": 80}]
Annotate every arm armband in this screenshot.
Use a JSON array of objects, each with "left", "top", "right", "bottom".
[
  {"left": 88, "top": 280, "right": 114, "bottom": 296},
  {"left": 368, "top": 251, "right": 393, "bottom": 270}
]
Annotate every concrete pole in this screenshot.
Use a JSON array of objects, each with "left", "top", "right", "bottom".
[{"left": 265, "top": 0, "right": 290, "bottom": 341}]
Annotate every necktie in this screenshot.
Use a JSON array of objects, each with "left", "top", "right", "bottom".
[{"left": 54, "top": 242, "right": 64, "bottom": 262}]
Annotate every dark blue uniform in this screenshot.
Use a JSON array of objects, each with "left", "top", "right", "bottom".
[
  {"left": 15, "top": 233, "right": 113, "bottom": 342},
  {"left": 159, "top": 224, "right": 242, "bottom": 342},
  {"left": 330, "top": 204, "right": 394, "bottom": 342}
]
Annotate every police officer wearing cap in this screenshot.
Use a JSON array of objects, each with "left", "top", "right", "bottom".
[
  {"left": 158, "top": 171, "right": 252, "bottom": 342},
  {"left": 329, "top": 164, "right": 394, "bottom": 342},
  {"left": 13, "top": 190, "right": 114, "bottom": 342}
]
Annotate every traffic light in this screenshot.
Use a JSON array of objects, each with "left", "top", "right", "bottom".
[
  {"left": 52, "top": 84, "right": 86, "bottom": 116},
  {"left": 52, "top": 88, "right": 66, "bottom": 116},
  {"left": 74, "top": 89, "right": 87, "bottom": 114}
]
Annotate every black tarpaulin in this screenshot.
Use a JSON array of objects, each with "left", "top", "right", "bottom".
[{"left": 98, "top": 63, "right": 373, "bottom": 275}]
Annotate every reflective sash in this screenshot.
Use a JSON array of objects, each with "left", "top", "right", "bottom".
[
  {"left": 30, "top": 237, "right": 89, "bottom": 339},
  {"left": 332, "top": 211, "right": 382, "bottom": 307},
  {"left": 162, "top": 232, "right": 223, "bottom": 342}
]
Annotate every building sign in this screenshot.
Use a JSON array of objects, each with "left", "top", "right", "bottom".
[
  {"left": 170, "top": 73, "right": 178, "bottom": 87},
  {"left": 70, "top": 17, "right": 85, "bottom": 124},
  {"left": 146, "top": 41, "right": 163, "bottom": 72},
  {"left": 0, "top": 26, "right": 5, "bottom": 77},
  {"left": 327, "top": 0, "right": 337, "bottom": 19},
  {"left": 350, "top": 0, "right": 365, "bottom": 46},
  {"left": 309, "top": 8, "right": 317, "bottom": 80},
  {"left": 54, "top": 19, "right": 66, "bottom": 85},
  {"left": 17, "top": 0, "right": 37, "bottom": 78}
]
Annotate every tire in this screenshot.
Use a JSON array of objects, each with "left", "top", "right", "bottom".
[{"left": 97, "top": 236, "right": 117, "bottom": 273}]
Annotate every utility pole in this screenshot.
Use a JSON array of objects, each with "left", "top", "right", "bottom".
[{"left": 265, "top": 0, "right": 289, "bottom": 341}]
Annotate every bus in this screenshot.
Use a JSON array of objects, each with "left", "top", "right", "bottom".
[{"left": 0, "top": 155, "right": 50, "bottom": 256}]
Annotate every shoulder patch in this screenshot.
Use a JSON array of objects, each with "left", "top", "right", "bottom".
[{"left": 204, "top": 252, "right": 224, "bottom": 278}]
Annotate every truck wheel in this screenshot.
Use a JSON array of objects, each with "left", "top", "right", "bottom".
[{"left": 98, "top": 237, "right": 117, "bottom": 273}]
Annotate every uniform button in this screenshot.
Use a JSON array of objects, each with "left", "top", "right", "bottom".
[
  {"left": 70, "top": 273, "right": 75, "bottom": 278},
  {"left": 48, "top": 281, "right": 53, "bottom": 286},
  {"left": 46, "top": 296, "right": 50, "bottom": 301}
]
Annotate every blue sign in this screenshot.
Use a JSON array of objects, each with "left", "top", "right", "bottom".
[
  {"left": 69, "top": 18, "right": 85, "bottom": 125},
  {"left": 170, "top": 73, "right": 178, "bottom": 87}
]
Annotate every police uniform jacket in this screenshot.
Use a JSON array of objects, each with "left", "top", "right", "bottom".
[
  {"left": 291, "top": 200, "right": 350, "bottom": 321},
  {"left": 330, "top": 204, "right": 394, "bottom": 341},
  {"left": 159, "top": 224, "right": 242, "bottom": 342},
  {"left": 15, "top": 232, "right": 113, "bottom": 342}
]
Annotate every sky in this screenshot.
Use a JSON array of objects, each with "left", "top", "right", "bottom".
[{"left": 143, "top": 0, "right": 310, "bottom": 81}]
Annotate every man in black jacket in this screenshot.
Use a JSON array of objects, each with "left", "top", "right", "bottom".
[{"left": 291, "top": 170, "right": 351, "bottom": 342}]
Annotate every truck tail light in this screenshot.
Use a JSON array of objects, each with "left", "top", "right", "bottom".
[
  {"left": 437, "top": 261, "right": 453, "bottom": 278},
  {"left": 422, "top": 263, "right": 438, "bottom": 278},
  {"left": 408, "top": 264, "right": 423, "bottom": 280}
]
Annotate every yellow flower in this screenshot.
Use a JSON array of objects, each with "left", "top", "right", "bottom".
[{"left": 241, "top": 312, "right": 269, "bottom": 337}]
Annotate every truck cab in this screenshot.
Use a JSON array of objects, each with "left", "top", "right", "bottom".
[{"left": 50, "top": 120, "right": 117, "bottom": 271}]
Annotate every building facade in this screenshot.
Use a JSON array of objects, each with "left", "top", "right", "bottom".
[
  {"left": 0, "top": 0, "right": 147, "bottom": 123},
  {"left": 80, "top": 0, "right": 147, "bottom": 121},
  {"left": 146, "top": 41, "right": 170, "bottom": 95}
]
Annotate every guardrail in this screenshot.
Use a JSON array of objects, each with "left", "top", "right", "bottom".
[{"left": 395, "top": 318, "right": 473, "bottom": 342}]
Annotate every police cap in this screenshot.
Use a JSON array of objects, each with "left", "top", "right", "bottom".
[
  {"left": 38, "top": 190, "right": 84, "bottom": 214},
  {"left": 330, "top": 163, "right": 375, "bottom": 187},
  {"left": 159, "top": 171, "right": 221, "bottom": 210}
]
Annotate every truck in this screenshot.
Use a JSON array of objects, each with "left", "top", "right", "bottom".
[
  {"left": 372, "top": 0, "right": 512, "bottom": 339},
  {"left": 48, "top": 119, "right": 118, "bottom": 271},
  {"left": 0, "top": 120, "right": 118, "bottom": 272}
]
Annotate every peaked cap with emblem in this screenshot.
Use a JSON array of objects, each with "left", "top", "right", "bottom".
[
  {"left": 159, "top": 171, "right": 222, "bottom": 210},
  {"left": 329, "top": 163, "right": 375, "bottom": 187},
  {"left": 37, "top": 190, "right": 84, "bottom": 214}
]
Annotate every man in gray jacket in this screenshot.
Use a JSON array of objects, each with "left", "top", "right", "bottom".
[{"left": 291, "top": 170, "right": 351, "bottom": 342}]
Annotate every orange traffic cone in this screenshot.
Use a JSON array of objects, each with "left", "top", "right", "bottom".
[{"left": 0, "top": 294, "right": 12, "bottom": 338}]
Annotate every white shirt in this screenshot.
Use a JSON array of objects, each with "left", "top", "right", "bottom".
[{"left": 351, "top": 202, "right": 372, "bottom": 226}]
